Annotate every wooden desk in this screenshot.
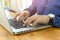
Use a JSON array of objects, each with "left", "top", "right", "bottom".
[
  {"left": 0, "top": 25, "right": 60, "bottom": 40},
  {"left": 0, "top": 12, "right": 60, "bottom": 40}
]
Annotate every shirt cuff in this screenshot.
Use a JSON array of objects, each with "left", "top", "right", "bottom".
[
  {"left": 48, "top": 13, "right": 55, "bottom": 18},
  {"left": 47, "top": 13, "right": 55, "bottom": 25}
]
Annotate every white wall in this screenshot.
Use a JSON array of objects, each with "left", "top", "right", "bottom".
[{"left": 10, "top": 0, "right": 32, "bottom": 11}]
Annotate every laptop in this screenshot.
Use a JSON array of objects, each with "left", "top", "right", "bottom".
[{"left": 0, "top": 3, "right": 52, "bottom": 34}]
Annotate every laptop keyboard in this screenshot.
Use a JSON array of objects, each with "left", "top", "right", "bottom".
[
  {"left": 8, "top": 19, "right": 50, "bottom": 29},
  {"left": 8, "top": 19, "right": 26, "bottom": 29}
]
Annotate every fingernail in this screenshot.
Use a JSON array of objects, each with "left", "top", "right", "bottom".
[
  {"left": 27, "top": 25, "right": 29, "bottom": 27},
  {"left": 29, "top": 24, "right": 33, "bottom": 26},
  {"left": 13, "top": 19, "right": 15, "bottom": 20},
  {"left": 23, "top": 21, "right": 25, "bottom": 23},
  {"left": 23, "top": 24, "right": 25, "bottom": 26}
]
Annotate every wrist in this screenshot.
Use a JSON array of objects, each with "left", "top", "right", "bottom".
[
  {"left": 45, "top": 15, "right": 51, "bottom": 24},
  {"left": 48, "top": 14, "right": 55, "bottom": 24},
  {"left": 39, "top": 15, "right": 51, "bottom": 24}
]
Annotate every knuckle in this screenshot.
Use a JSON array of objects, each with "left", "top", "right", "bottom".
[{"left": 27, "top": 18, "right": 30, "bottom": 20}]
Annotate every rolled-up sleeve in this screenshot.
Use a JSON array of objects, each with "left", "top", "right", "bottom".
[{"left": 25, "top": 0, "right": 37, "bottom": 16}]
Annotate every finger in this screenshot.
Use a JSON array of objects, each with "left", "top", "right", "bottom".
[
  {"left": 24, "top": 18, "right": 31, "bottom": 26},
  {"left": 22, "top": 12, "right": 29, "bottom": 19},
  {"left": 14, "top": 12, "right": 21, "bottom": 18},
  {"left": 24, "top": 16, "right": 36, "bottom": 26},
  {"left": 13, "top": 13, "right": 21, "bottom": 21},
  {"left": 24, "top": 15, "right": 29, "bottom": 19},
  {"left": 33, "top": 20, "right": 38, "bottom": 26},
  {"left": 24, "top": 15, "right": 38, "bottom": 26},
  {"left": 15, "top": 12, "right": 27, "bottom": 22},
  {"left": 16, "top": 16, "right": 22, "bottom": 22}
]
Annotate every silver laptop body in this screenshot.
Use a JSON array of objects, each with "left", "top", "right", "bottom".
[{"left": 0, "top": 3, "right": 52, "bottom": 34}]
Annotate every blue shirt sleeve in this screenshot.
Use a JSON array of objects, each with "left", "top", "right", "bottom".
[
  {"left": 52, "top": 16, "right": 60, "bottom": 28},
  {"left": 42, "top": 0, "right": 60, "bottom": 28},
  {"left": 49, "top": 0, "right": 60, "bottom": 27}
]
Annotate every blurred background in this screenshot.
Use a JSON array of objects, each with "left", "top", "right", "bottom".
[{"left": 0, "top": 0, "right": 32, "bottom": 11}]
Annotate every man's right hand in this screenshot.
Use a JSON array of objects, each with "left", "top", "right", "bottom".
[{"left": 13, "top": 10, "right": 30, "bottom": 22}]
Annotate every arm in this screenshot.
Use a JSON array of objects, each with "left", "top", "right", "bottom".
[
  {"left": 41, "top": 0, "right": 60, "bottom": 28},
  {"left": 48, "top": 14, "right": 60, "bottom": 28},
  {"left": 24, "top": 0, "right": 37, "bottom": 16},
  {"left": 48, "top": 3, "right": 60, "bottom": 28},
  {"left": 52, "top": 16, "right": 60, "bottom": 28},
  {"left": 37, "top": 0, "right": 48, "bottom": 15},
  {"left": 25, "top": 0, "right": 48, "bottom": 15}
]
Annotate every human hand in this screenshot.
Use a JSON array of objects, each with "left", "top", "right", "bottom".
[
  {"left": 13, "top": 10, "right": 30, "bottom": 22},
  {"left": 24, "top": 15, "right": 50, "bottom": 26}
]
